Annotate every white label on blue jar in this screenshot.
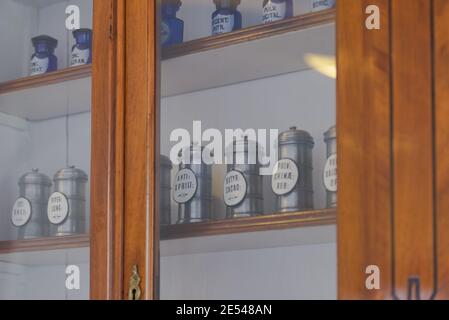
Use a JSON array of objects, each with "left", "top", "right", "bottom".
[
  {"left": 161, "top": 21, "right": 171, "bottom": 45},
  {"left": 71, "top": 47, "right": 90, "bottom": 66},
  {"left": 30, "top": 56, "right": 49, "bottom": 76},
  {"left": 224, "top": 170, "right": 247, "bottom": 207},
  {"left": 212, "top": 14, "right": 235, "bottom": 35},
  {"left": 272, "top": 159, "right": 299, "bottom": 195},
  {"left": 12, "top": 197, "right": 31, "bottom": 227},
  {"left": 173, "top": 168, "right": 198, "bottom": 204},
  {"left": 323, "top": 154, "right": 337, "bottom": 192},
  {"left": 263, "top": 1, "right": 287, "bottom": 24},
  {"left": 312, "top": 0, "right": 336, "bottom": 12},
  {"left": 47, "top": 192, "right": 69, "bottom": 225}
]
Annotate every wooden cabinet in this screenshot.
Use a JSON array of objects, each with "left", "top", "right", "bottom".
[{"left": 1, "top": 0, "right": 447, "bottom": 300}]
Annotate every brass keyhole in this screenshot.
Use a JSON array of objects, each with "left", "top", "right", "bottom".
[{"left": 128, "top": 265, "right": 141, "bottom": 300}]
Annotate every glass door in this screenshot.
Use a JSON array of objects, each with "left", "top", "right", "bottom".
[
  {"left": 156, "top": 0, "right": 337, "bottom": 299},
  {"left": 0, "top": 0, "right": 93, "bottom": 299}
]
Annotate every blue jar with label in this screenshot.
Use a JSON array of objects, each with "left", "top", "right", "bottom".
[
  {"left": 262, "top": 0, "right": 293, "bottom": 24},
  {"left": 30, "top": 35, "right": 58, "bottom": 76},
  {"left": 212, "top": 0, "right": 242, "bottom": 36},
  {"left": 71, "top": 29, "right": 92, "bottom": 66},
  {"left": 161, "top": 0, "right": 184, "bottom": 47}
]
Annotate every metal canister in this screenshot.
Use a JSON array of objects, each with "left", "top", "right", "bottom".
[
  {"left": 160, "top": 155, "right": 173, "bottom": 225},
  {"left": 174, "top": 144, "right": 212, "bottom": 223},
  {"left": 323, "top": 125, "right": 337, "bottom": 208},
  {"left": 225, "top": 137, "right": 263, "bottom": 218},
  {"left": 16, "top": 169, "right": 52, "bottom": 239},
  {"left": 273, "top": 127, "right": 314, "bottom": 212},
  {"left": 49, "top": 166, "right": 88, "bottom": 236}
]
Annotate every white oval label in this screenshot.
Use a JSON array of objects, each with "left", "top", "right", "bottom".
[
  {"left": 312, "top": 0, "right": 336, "bottom": 12},
  {"left": 12, "top": 198, "right": 32, "bottom": 227},
  {"left": 47, "top": 192, "right": 69, "bottom": 225},
  {"left": 212, "top": 13, "right": 235, "bottom": 35},
  {"left": 173, "top": 168, "right": 197, "bottom": 204},
  {"left": 224, "top": 170, "right": 247, "bottom": 207},
  {"left": 71, "top": 47, "right": 90, "bottom": 66},
  {"left": 263, "top": 0, "right": 287, "bottom": 24},
  {"left": 161, "top": 21, "right": 171, "bottom": 45},
  {"left": 30, "top": 56, "right": 49, "bottom": 76},
  {"left": 272, "top": 159, "right": 300, "bottom": 195},
  {"left": 323, "top": 154, "right": 337, "bottom": 192}
]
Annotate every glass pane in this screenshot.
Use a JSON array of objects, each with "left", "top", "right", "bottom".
[
  {"left": 0, "top": 0, "right": 93, "bottom": 299},
  {"left": 158, "top": 0, "right": 336, "bottom": 299}
]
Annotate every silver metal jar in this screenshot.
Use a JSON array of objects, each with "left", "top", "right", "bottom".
[
  {"left": 273, "top": 127, "right": 314, "bottom": 212},
  {"left": 174, "top": 144, "right": 212, "bottom": 224},
  {"left": 16, "top": 169, "right": 52, "bottom": 239},
  {"left": 323, "top": 125, "right": 337, "bottom": 208},
  {"left": 225, "top": 137, "right": 263, "bottom": 218},
  {"left": 49, "top": 166, "right": 88, "bottom": 236},
  {"left": 160, "top": 155, "right": 172, "bottom": 225}
]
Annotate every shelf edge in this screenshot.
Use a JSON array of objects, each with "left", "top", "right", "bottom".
[
  {"left": 162, "top": 9, "right": 336, "bottom": 60},
  {"left": 0, "top": 234, "right": 90, "bottom": 254},
  {"left": 0, "top": 65, "right": 92, "bottom": 95},
  {"left": 160, "top": 208, "right": 337, "bottom": 240}
]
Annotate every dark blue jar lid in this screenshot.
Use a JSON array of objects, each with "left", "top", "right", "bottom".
[
  {"left": 214, "top": 0, "right": 241, "bottom": 8},
  {"left": 163, "top": 0, "right": 182, "bottom": 6},
  {"left": 32, "top": 35, "right": 58, "bottom": 49},
  {"left": 72, "top": 28, "right": 92, "bottom": 38}
]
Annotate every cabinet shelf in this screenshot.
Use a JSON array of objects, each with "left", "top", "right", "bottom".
[
  {"left": 161, "top": 9, "right": 335, "bottom": 97},
  {"left": 0, "top": 234, "right": 89, "bottom": 254},
  {"left": 160, "top": 208, "right": 336, "bottom": 241}
]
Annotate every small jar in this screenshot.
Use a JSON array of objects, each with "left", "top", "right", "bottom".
[
  {"left": 49, "top": 166, "right": 88, "bottom": 236},
  {"left": 311, "top": 0, "right": 336, "bottom": 12},
  {"left": 161, "top": 0, "right": 184, "bottom": 47},
  {"left": 262, "top": 0, "right": 293, "bottom": 24},
  {"left": 212, "top": 0, "right": 242, "bottom": 35},
  {"left": 14, "top": 169, "right": 52, "bottom": 239},
  {"left": 272, "top": 127, "right": 314, "bottom": 212},
  {"left": 323, "top": 126, "right": 337, "bottom": 208},
  {"left": 30, "top": 35, "right": 58, "bottom": 76},
  {"left": 71, "top": 29, "right": 92, "bottom": 66}
]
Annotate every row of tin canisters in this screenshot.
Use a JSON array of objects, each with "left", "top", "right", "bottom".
[
  {"left": 161, "top": 0, "right": 336, "bottom": 47},
  {"left": 11, "top": 167, "right": 88, "bottom": 240},
  {"left": 30, "top": 29, "right": 93, "bottom": 76},
  {"left": 161, "top": 125, "right": 337, "bottom": 225}
]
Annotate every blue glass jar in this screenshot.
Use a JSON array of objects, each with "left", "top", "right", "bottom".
[
  {"left": 212, "top": 0, "right": 242, "bottom": 35},
  {"left": 30, "top": 35, "right": 58, "bottom": 76},
  {"left": 262, "top": 0, "right": 293, "bottom": 24},
  {"left": 161, "top": 0, "right": 184, "bottom": 47},
  {"left": 71, "top": 28, "right": 92, "bottom": 66}
]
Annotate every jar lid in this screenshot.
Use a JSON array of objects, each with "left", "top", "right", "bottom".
[
  {"left": 178, "top": 143, "right": 213, "bottom": 163},
  {"left": 324, "top": 125, "right": 336, "bottom": 141},
  {"left": 54, "top": 166, "right": 88, "bottom": 182},
  {"left": 32, "top": 35, "right": 58, "bottom": 49},
  {"left": 163, "top": 0, "right": 182, "bottom": 7},
  {"left": 72, "top": 28, "right": 92, "bottom": 38},
  {"left": 214, "top": 0, "right": 241, "bottom": 8},
  {"left": 279, "top": 126, "right": 314, "bottom": 146},
  {"left": 19, "top": 169, "right": 52, "bottom": 186}
]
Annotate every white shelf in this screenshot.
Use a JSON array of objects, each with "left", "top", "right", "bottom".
[
  {"left": 0, "top": 76, "right": 91, "bottom": 121},
  {"left": 0, "top": 247, "right": 89, "bottom": 266},
  {"left": 161, "top": 22, "right": 335, "bottom": 97},
  {"left": 12, "top": 0, "right": 67, "bottom": 8},
  {"left": 160, "top": 225, "right": 336, "bottom": 257}
]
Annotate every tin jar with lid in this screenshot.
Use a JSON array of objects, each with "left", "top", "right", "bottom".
[
  {"left": 212, "top": 0, "right": 242, "bottom": 35},
  {"left": 160, "top": 155, "right": 173, "bottom": 225},
  {"left": 30, "top": 35, "right": 58, "bottom": 76},
  {"left": 48, "top": 166, "right": 88, "bottom": 236},
  {"left": 71, "top": 29, "right": 92, "bottom": 66},
  {"left": 225, "top": 137, "right": 263, "bottom": 218},
  {"left": 15, "top": 169, "right": 52, "bottom": 239},
  {"left": 311, "top": 0, "right": 336, "bottom": 12},
  {"left": 174, "top": 144, "right": 212, "bottom": 223},
  {"left": 161, "top": 0, "right": 184, "bottom": 47},
  {"left": 262, "top": 0, "right": 293, "bottom": 24},
  {"left": 323, "top": 126, "right": 337, "bottom": 208},
  {"left": 272, "top": 127, "right": 314, "bottom": 212}
]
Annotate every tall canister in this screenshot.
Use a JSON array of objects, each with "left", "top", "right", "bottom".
[
  {"left": 225, "top": 137, "right": 263, "bottom": 218},
  {"left": 160, "top": 155, "right": 173, "bottom": 225},
  {"left": 174, "top": 144, "right": 212, "bottom": 223},
  {"left": 272, "top": 127, "right": 314, "bottom": 212},
  {"left": 48, "top": 166, "right": 88, "bottom": 236},
  {"left": 323, "top": 125, "right": 337, "bottom": 208},
  {"left": 14, "top": 169, "right": 52, "bottom": 239}
]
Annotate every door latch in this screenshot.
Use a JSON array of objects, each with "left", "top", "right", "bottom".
[{"left": 128, "top": 265, "right": 142, "bottom": 300}]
